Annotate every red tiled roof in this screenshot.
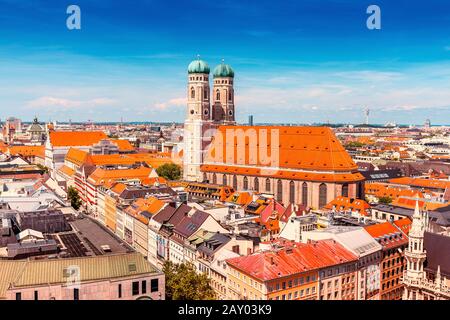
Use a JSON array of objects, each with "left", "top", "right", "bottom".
[
  {"left": 226, "top": 239, "right": 357, "bottom": 282},
  {"left": 204, "top": 126, "right": 358, "bottom": 172}
]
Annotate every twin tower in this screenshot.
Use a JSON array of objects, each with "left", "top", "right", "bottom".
[
  {"left": 183, "top": 58, "right": 236, "bottom": 181},
  {"left": 186, "top": 58, "right": 235, "bottom": 123}
]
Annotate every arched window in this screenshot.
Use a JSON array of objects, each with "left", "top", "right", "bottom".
[
  {"left": 204, "top": 88, "right": 208, "bottom": 100},
  {"left": 266, "top": 178, "right": 271, "bottom": 192},
  {"left": 289, "top": 181, "right": 295, "bottom": 204},
  {"left": 277, "top": 180, "right": 283, "bottom": 202},
  {"left": 203, "top": 173, "right": 208, "bottom": 183},
  {"left": 216, "top": 90, "right": 220, "bottom": 100},
  {"left": 302, "top": 182, "right": 308, "bottom": 206},
  {"left": 228, "top": 90, "right": 232, "bottom": 101},
  {"left": 233, "top": 175, "right": 237, "bottom": 190},
  {"left": 342, "top": 184, "right": 349, "bottom": 197},
  {"left": 243, "top": 176, "right": 248, "bottom": 190},
  {"left": 191, "top": 87, "right": 195, "bottom": 99},
  {"left": 319, "top": 183, "right": 327, "bottom": 208},
  {"left": 254, "top": 177, "right": 259, "bottom": 192},
  {"left": 212, "top": 173, "right": 217, "bottom": 184},
  {"left": 222, "top": 174, "right": 227, "bottom": 186}
]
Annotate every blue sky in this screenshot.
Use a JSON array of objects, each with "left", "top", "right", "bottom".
[{"left": 0, "top": 0, "right": 449, "bottom": 124}]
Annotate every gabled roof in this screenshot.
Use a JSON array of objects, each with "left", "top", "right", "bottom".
[
  {"left": 87, "top": 166, "right": 152, "bottom": 186},
  {"left": 226, "top": 239, "right": 357, "bottom": 282},
  {"left": 204, "top": 126, "right": 358, "bottom": 172},
  {"left": 110, "top": 139, "right": 135, "bottom": 152},
  {"left": 324, "top": 196, "right": 370, "bottom": 214},
  {"left": 7, "top": 146, "right": 45, "bottom": 158},
  {"left": 364, "top": 221, "right": 408, "bottom": 249}
]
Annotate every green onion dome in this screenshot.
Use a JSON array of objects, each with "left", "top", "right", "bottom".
[
  {"left": 213, "top": 62, "right": 234, "bottom": 78},
  {"left": 188, "top": 58, "right": 210, "bottom": 74}
]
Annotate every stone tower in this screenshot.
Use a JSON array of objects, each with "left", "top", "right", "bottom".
[
  {"left": 403, "top": 199, "right": 428, "bottom": 299},
  {"left": 212, "top": 60, "right": 235, "bottom": 124},
  {"left": 183, "top": 57, "right": 215, "bottom": 181}
]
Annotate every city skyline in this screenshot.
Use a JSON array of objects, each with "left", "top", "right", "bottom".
[{"left": 0, "top": 0, "right": 449, "bottom": 124}]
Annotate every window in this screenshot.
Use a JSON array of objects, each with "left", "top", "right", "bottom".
[
  {"left": 132, "top": 281, "right": 139, "bottom": 296},
  {"left": 191, "top": 87, "right": 195, "bottom": 99},
  {"left": 302, "top": 182, "right": 308, "bottom": 206},
  {"left": 233, "top": 175, "right": 237, "bottom": 189},
  {"left": 289, "top": 181, "right": 295, "bottom": 204},
  {"left": 254, "top": 177, "right": 259, "bottom": 192},
  {"left": 277, "top": 179, "right": 283, "bottom": 202},
  {"left": 151, "top": 279, "right": 159, "bottom": 293},
  {"left": 228, "top": 90, "right": 232, "bottom": 101},
  {"left": 74, "top": 288, "right": 79, "bottom": 300},
  {"left": 319, "top": 183, "right": 327, "bottom": 208},
  {"left": 212, "top": 173, "right": 217, "bottom": 184},
  {"left": 16, "top": 292, "right": 21, "bottom": 300},
  {"left": 342, "top": 184, "right": 349, "bottom": 197},
  {"left": 204, "top": 89, "right": 208, "bottom": 99},
  {"left": 118, "top": 284, "right": 122, "bottom": 298},
  {"left": 266, "top": 178, "right": 271, "bottom": 192},
  {"left": 216, "top": 90, "right": 220, "bottom": 100},
  {"left": 222, "top": 174, "right": 227, "bottom": 186},
  {"left": 34, "top": 290, "right": 39, "bottom": 300},
  {"left": 243, "top": 176, "right": 248, "bottom": 189},
  {"left": 142, "top": 280, "right": 147, "bottom": 294}
]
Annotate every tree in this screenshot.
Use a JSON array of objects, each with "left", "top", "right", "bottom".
[
  {"left": 36, "top": 164, "right": 49, "bottom": 174},
  {"left": 156, "top": 163, "right": 181, "bottom": 181},
  {"left": 378, "top": 196, "right": 392, "bottom": 204},
  {"left": 67, "top": 186, "right": 82, "bottom": 210},
  {"left": 163, "top": 261, "right": 216, "bottom": 300}
]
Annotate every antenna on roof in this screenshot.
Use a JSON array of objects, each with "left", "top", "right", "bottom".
[{"left": 196, "top": 54, "right": 201, "bottom": 60}]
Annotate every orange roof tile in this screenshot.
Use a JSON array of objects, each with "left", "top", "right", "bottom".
[
  {"left": 226, "top": 239, "right": 357, "bottom": 282},
  {"left": 7, "top": 145, "right": 45, "bottom": 158},
  {"left": 110, "top": 139, "right": 135, "bottom": 152},
  {"left": 110, "top": 182, "right": 127, "bottom": 194},
  {"left": 58, "top": 165, "right": 75, "bottom": 177},
  {"left": 204, "top": 126, "right": 358, "bottom": 172},
  {"left": 226, "top": 192, "right": 253, "bottom": 205},
  {"left": 324, "top": 196, "right": 370, "bottom": 213},
  {"left": 65, "top": 148, "right": 91, "bottom": 166},
  {"left": 49, "top": 131, "right": 107, "bottom": 147},
  {"left": 87, "top": 166, "right": 152, "bottom": 186},
  {"left": 389, "top": 177, "right": 450, "bottom": 190}
]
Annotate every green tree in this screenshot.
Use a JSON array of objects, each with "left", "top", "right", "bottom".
[
  {"left": 163, "top": 261, "right": 216, "bottom": 300},
  {"left": 36, "top": 164, "right": 49, "bottom": 174},
  {"left": 67, "top": 186, "right": 82, "bottom": 210},
  {"left": 344, "top": 141, "right": 364, "bottom": 148},
  {"left": 378, "top": 196, "right": 392, "bottom": 204},
  {"left": 156, "top": 163, "right": 181, "bottom": 181}
]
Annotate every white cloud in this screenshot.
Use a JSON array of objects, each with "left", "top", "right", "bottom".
[
  {"left": 26, "top": 96, "right": 116, "bottom": 109},
  {"left": 153, "top": 97, "right": 186, "bottom": 110}
]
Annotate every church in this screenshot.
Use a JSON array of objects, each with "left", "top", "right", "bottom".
[{"left": 182, "top": 58, "right": 364, "bottom": 209}]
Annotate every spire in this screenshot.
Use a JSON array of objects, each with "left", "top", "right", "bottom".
[{"left": 413, "top": 197, "right": 421, "bottom": 219}]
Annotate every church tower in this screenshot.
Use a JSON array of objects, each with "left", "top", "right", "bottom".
[
  {"left": 212, "top": 60, "right": 235, "bottom": 123},
  {"left": 403, "top": 199, "right": 428, "bottom": 300},
  {"left": 183, "top": 57, "right": 215, "bottom": 181}
]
